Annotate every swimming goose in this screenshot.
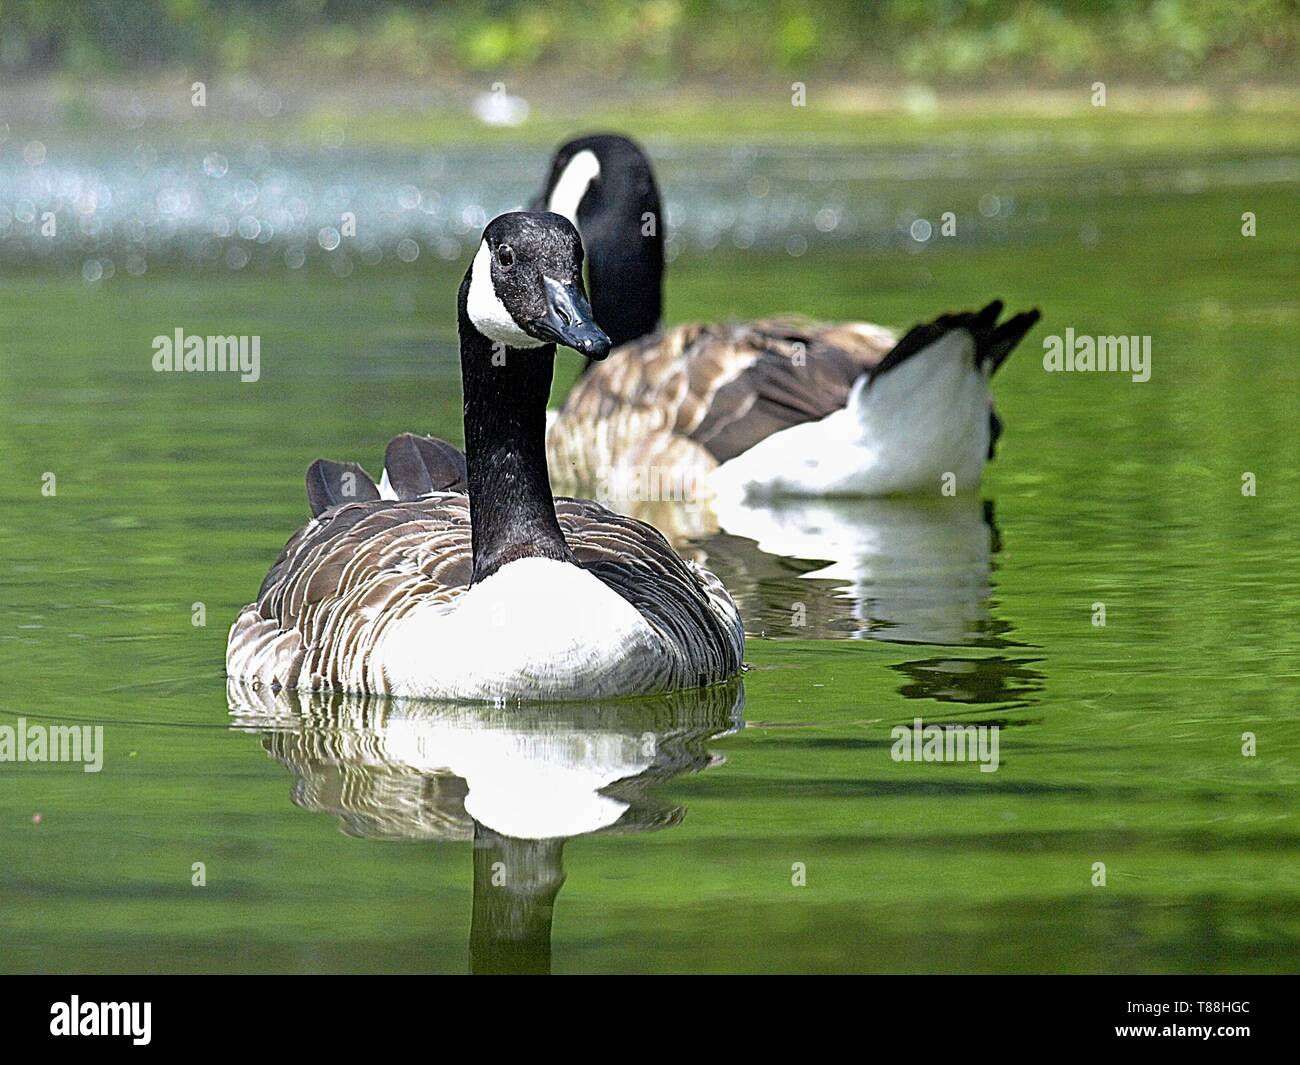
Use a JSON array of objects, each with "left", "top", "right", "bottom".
[
  {"left": 227, "top": 211, "right": 744, "bottom": 701},
  {"left": 537, "top": 134, "right": 1041, "bottom": 499}
]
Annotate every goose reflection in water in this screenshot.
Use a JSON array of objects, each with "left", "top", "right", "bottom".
[
  {"left": 602, "top": 492, "right": 1006, "bottom": 646},
  {"left": 228, "top": 678, "right": 744, "bottom": 974}
]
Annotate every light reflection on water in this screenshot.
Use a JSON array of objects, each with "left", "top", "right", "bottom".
[
  {"left": 0, "top": 139, "right": 1047, "bottom": 274},
  {"left": 605, "top": 492, "right": 1014, "bottom": 647},
  {"left": 2, "top": 133, "right": 1293, "bottom": 280}
]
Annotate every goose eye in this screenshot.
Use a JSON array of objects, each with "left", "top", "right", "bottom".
[{"left": 496, "top": 245, "right": 514, "bottom": 268}]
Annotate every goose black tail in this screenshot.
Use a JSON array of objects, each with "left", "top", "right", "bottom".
[
  {"left": 305, "top": 460, "right": 381, "bottom": 518},
  {"left": 382, "top": 433, "right": 468, "bottom": 498},
  {"left": 980, "top": 303, "right": 1042, "bottom": 375},
  {"left": 869, "top": 300, "right": 1041, "bottom": 384}
]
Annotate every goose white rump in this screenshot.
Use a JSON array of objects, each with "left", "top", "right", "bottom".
[{"left": 710, "top": 327, "right": 991, "bottom": 498}]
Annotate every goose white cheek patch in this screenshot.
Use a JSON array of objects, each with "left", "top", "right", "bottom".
[
  {"left": 547, "top": 149, "right": 601, "bottom": 226},
  {"left": 466, "top": 241, "right": 545, "bottom": 348}
]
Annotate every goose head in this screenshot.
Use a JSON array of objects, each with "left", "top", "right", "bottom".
[
  {"left": 464, "top": 211, "right": 611, "bottom": 360},
  {"left": 533, "top": 134, "right": 664, "bottom": 349}
]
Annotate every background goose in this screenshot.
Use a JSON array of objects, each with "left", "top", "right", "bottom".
[
  {"left": 537, "top": 133, "right": 1041, "bottom": 499},
  {"left": 227, "top": 211, "right": 743, "bottom": 701}
]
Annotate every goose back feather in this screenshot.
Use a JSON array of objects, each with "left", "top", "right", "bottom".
[
  {"left": 379, "top": 432, "right": 468, "bottom": 502},
  {"left": 228, "top": 491, "right": 743, "bottom": 700},
  {"left": 305, "top": 459, "right": 381, "bottom": 516}
]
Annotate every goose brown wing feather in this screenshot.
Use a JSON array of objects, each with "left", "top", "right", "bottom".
[
  {"left": 557, "top": 498, "right": 744, "bottom": 682},
  {"left": 231, "top": 496, "right": 475, "bottom": 691},
  {"left": 230, "top": 494, "right": 742, "bottom": 694}
]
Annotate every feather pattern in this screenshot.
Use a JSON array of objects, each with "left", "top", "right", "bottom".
[
  {"left": 227, "top": 492, "right": 744, "bottom": 700},
  {"left": 548, "top": 308, "right": 1040, "bottom": 499},
  {"left": 382, "top": 432, "right": 469, "bottom": 499},
  {"left": 305, "top": 459, "right": 381, "bottom": 517}
]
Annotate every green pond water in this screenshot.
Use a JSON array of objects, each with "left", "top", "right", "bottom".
[{"left": 1, "top": 120, "right": 1297, "bottom": 973}]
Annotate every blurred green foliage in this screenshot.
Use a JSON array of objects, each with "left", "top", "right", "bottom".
[{"left": 0, "top": 0, "right": 1294, "bottom": 82}]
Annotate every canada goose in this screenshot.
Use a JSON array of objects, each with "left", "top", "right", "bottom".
[
  {"left": 227, "top": 211, "right": 744, "bottom": 701},
  {"left": 537, "top": 134, "right": 1041, "bottom": 500}
]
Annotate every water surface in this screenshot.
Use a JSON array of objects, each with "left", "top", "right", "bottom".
[{"left": 1, "top": 128, "right": 1297, "bottom": 973}]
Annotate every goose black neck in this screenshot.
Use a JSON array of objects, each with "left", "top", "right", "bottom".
[
  {"left": 579, "top": 176, "right": 664, "bottom": 349},
  {"left": 588, "top": 242, "right": 662, "bottom": 349},
  {"left": 458, "top": 279, "right": 574, "bottom": 584}
]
